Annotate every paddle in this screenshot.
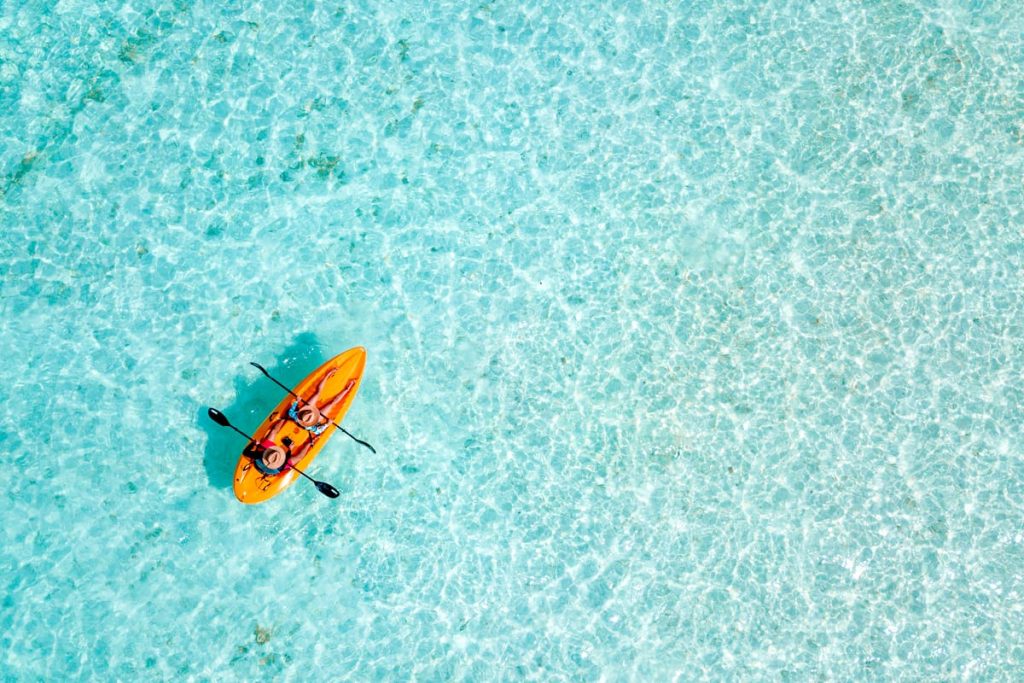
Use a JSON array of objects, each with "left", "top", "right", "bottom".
[
  {"left": 249, "top": 361, "right": 377, "bottom": 454},
  {"left": 207, "top": 407, "right": 340, "bottom": 499}
]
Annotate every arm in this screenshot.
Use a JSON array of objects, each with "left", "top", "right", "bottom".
[
  {"left": 266, "top": 416, "right": 287, "bottom": 442},
  {"left": 286, "top": 439, "right": 314, "bottom": 469}
]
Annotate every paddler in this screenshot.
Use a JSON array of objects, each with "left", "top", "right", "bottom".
[
  {"left": 278, "top": 368, "right": 357, "bottom": 436},
  {"left": 244, "top": 422, "right": 312, "bottom": 476}
]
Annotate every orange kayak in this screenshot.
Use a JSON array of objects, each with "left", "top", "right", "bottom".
[{"left": 233, "top": 347, "right": 366, "bottom": 504}]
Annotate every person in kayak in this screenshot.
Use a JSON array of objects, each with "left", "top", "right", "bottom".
[
  {"left": 282, "top": 369, "right": 357, "bottom": 436},
  {"left": 246, "top": 369, "right": 355, "bottom": 474},
  {"left": 244, "top": 422, "right": 312, "bottom": 476}
]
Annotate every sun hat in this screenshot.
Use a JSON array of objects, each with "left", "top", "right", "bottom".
[
  {"left": 296, "top": 405, "right": 320, "bottom": 426},
  {"left": 261, "top": 446, "right": 287, "bottom": 470}
]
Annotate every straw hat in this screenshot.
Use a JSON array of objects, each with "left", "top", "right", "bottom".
[
  {"left": 295, "top": 405, "right": 321, "bottom": 426},
  {"left": 261, "top": 446, "right": 287, "bottom": 471}
]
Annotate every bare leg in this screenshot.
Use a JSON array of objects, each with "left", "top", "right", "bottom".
[
  {"left": 306, "top": 368, "right": 338, "bottom": 408},
  {"left": 319, "top": 379, "right": 356, "bottom": 419}
]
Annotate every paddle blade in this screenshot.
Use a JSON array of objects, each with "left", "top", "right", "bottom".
[
  {"left": 315, "top": 481, "right": 340, "bottom": 498},
  {"left": 249, "top": 362, "right": 268, "bottom": 375},
  {"left": 207, "top": 408, "right": 230, "bottom": 427}
]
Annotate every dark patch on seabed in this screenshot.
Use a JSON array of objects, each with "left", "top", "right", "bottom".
[
  {"left": 198, "top": 331, "right": 327, "bottom": 489},
  {"left": 0, "top": 2, "right": 195, "bottom": 198}
]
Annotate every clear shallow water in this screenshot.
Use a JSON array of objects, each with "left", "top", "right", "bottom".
[{"left": 2, "top": 0, "right": 1024, "bottom": 679}]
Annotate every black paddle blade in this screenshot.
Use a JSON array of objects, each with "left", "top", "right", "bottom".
[
  {"left": 315, "top": 481, "right": 340, "bottom": 498},
  {"left": 207, "top": 408, "right": 230, "bottom": 427},
  {"left": 250, "top": 362, "right": 269, "bottom": 375}
]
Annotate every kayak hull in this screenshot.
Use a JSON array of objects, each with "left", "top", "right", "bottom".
[{"left": 233, "top": 346, "right": 366, "bottom": 504}]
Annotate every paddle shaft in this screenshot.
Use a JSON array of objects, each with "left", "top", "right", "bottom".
[
  {"left": 250, "top": 362, "right": 376, "bottom": 454},
  {"left": 224, "top": 422, "right": 255, "bottom": 444}
]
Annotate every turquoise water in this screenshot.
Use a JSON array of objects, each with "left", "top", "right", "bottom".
[{"left": 3, "top": 0, "right": 1024, "bottom": 678}]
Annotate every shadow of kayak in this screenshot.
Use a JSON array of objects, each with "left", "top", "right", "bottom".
[{"left": 199, "top": 331, "right": 328, "bottom": 490}]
